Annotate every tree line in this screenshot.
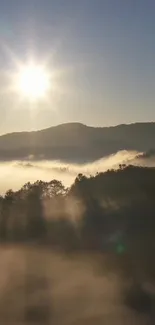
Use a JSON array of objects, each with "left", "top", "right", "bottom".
[{"left": 1, "top": 164, "right": 155, "bottom": 281}]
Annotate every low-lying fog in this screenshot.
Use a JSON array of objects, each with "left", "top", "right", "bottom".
[{"left": 0, "top": 150, "right": 154, "bottom": 194}]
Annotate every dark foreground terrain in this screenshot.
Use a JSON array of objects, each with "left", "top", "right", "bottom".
[
  {"left": 0, "top": 166, "right": 155, "bottom": 323},
  {"left": 0, "top": 245, "right": 154, "bottom": 325}
]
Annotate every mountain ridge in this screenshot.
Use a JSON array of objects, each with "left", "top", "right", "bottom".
[
  {"left": 2, "top": 121, "right": 155, "bottom": 137},
  {"left": 0, "top": 122, "right": 155, "bottom": 163}
]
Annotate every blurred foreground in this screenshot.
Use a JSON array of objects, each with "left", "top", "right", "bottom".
[{"left": 0, "top": 245, "right": 154, "bottom": 325}]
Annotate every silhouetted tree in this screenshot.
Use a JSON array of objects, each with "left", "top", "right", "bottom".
[{"left": 1, "top": 165, "right": 155, "bottom": 284}]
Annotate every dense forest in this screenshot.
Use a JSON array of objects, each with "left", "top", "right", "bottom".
[{"left": 1, "top": 165, "right": 155, "bottom": 284}]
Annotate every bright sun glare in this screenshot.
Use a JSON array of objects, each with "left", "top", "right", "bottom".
[{"left": 16, "top": 63, "right": 51, "bottom": 101}]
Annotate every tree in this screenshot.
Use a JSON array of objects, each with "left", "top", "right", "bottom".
[
  {"left": 26, "top": 184, "right": 45, "bottom": 240},
  {"left": 0, "top": 190, "right": 14, "bottom": 240}
]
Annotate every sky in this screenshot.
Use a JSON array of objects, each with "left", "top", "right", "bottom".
[{"left": 0, "top": 0, "right": 155, "bottom": 133}]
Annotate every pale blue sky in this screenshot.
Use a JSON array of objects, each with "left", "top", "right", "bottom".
[{"left": 0, "top": 0, "right": 155, "bottom": 133}]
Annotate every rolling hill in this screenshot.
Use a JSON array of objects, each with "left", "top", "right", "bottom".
[{"left": 0, "top": 122, "right": 155, "bottom": 162}]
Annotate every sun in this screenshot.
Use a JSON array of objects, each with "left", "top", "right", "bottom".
[{"left": 16, "top": 63, "right": 51, "bottom": 101}]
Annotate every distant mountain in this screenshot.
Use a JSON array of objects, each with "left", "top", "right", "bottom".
[{"left": 0, "top": 122, "right": 155, "bottom": 163}]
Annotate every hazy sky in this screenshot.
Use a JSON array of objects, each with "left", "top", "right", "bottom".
[{"left": 0, "top": 0, "right": 155, "bottom": 133}]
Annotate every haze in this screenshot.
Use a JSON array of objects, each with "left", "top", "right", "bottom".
[
  {"left": 0, "top": 149, "right": 154, "bottom": 194},
  {"left": 1, "top": 1, "right": 155, "bottom": 133},
  {"left": 1, "top": 2, "right": 155, "bottom": 324}
]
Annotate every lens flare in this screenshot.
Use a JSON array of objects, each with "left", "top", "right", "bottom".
[{"left": 16, "top": 63, "right": 51, "bottom": 101}]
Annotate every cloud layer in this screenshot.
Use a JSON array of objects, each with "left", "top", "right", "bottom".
[{"left": 0, "top": 149, "right": 154, "bottom": 194}]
